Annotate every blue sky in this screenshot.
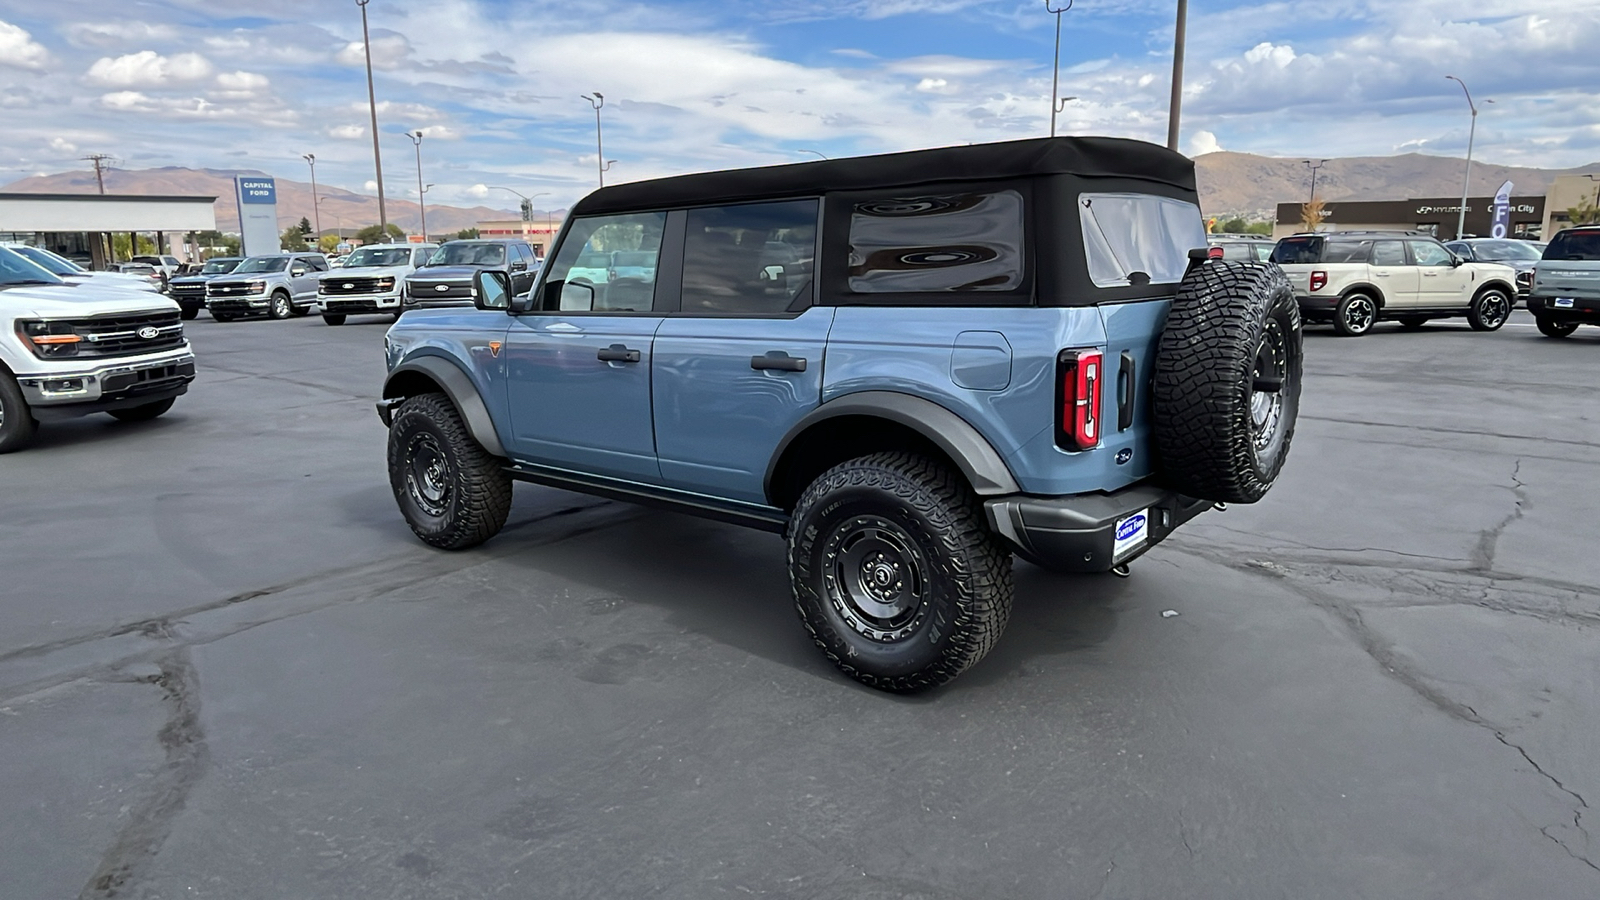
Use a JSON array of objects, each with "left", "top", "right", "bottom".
[{"left": 1, "top": 0, "right": 1597, "bottom": 213}]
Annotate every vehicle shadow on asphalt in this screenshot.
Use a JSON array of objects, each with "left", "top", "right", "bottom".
[{"left": 19, "top": 412, "right": 187, "bottom": 452}]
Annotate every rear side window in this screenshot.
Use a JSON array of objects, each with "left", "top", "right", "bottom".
[
  {"left": 1545, "top": 230, "right": 1600, "bottom": 260},
  {"left": 1370, "top": 241, "right": 1405, "bottom": 266},
  {"left": 683, "top": 199, "right": 818, "bottom": 314},
  {"left": 1322, "top": 241, "right": 1371, "bottom": 264},
  {"left": 848, "top": 190, "right": 1023, "bottom": 293},
  {"left": 1079, "top": 193, "right": 1205, "bottom": 288}
]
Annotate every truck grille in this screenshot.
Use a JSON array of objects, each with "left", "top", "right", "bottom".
[
  {"left": 407, "top": 278, "right": 472, "bottom": 300},
  {"left": 208, "top": 282, "right": 255, "bottom": 297},
  {"left": 321, "top": 277, "right": 388, "bottom": 295},
  {"left": 58, "top": 310, "right": 185, "bottom": 359},
  {"left": 169, "top": 282, "right": 207, "bottom": 300}
]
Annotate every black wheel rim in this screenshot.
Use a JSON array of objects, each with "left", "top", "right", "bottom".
[
  {"left": 822, "top": 515, "right": 928, "bottom": 643},
  {"left": 1250, "top": 318, "right": 1288, "bottom": 455},
  {"left": 404, "top": 433, "right": 453, "bottom": 517},
  {"left": 1344, "top": 296, "right": 1374, "bottom": 332},
  {"left": 1479, "top": 292, "right": 1509, "bottom": 328}
]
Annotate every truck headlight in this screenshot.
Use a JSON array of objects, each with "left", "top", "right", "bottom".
[{"left": 16, "top": 319, "right": 81, "bottom": 358}]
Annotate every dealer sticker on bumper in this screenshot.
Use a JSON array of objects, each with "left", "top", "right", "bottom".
[
  {"left": 1113, "top": 509, "right": 1150, "bottom": 562},
  {"left": 1554, "top": 298, "right": 1576, "bottom": 308}
]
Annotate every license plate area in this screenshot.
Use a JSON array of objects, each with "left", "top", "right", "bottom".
[
  {"left": 1113, "top": 508, "right": 1150, "bottom": 562},
  {"left": 1554, "top": 297, "right": 1576, "bottom": 308}
]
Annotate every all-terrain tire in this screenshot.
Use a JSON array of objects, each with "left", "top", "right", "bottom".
[
  {"left": 787, "top": 451, "right": 1013, "bottom": 692},
  {"left": 0, "top": 372, "right": 39, "bottom": 453},
  {"left": 1154, "top": 260, "right": 1303, "bottom": 505},
  {"left": 387, "top": 393, "right": 512, "bottom": 550},
  {"left": 1468, "top": 287, "right": 1512, "bottom": 332},
  {"left": 1535, "top": 316, "right": 1578, "bottom": 339},
  {"left": 323, "top": 313, "right": 347, "bottom": 326},
  {"left": 108, "top": 397, "right": 175, "bottom": 422}
]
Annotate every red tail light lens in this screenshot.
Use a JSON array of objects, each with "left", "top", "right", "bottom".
[
  {"left": 1310, "top": 270, "right": 1328, "bottom": 292},
  {"left": 1207, "top": 246, "right": 1225, "bottom": 259},
  {"left": 1057, "top": 349, "right": 1104, "bottom": 451}
]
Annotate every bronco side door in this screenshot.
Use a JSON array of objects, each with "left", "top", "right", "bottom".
[{"left": 651, "top": 200, "right": 833, "bottom": 505}]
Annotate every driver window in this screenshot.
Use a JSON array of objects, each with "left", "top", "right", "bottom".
[
  {"left": 1410, "top": 241, "right": 1453, "bottom": 267},
  {"left": 541, "top": 212, "right": 667, "bottom": 312},
  {"left": 1370, "top": 241, "right": 1406, "bottom": 267}
]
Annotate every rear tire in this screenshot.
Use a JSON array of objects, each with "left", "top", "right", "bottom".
[
  {"left": 1333, "top": 292, "right": 1377, "bottom": 336},
  {"left": 387, "top": 393, "right": 512, "bottom": 550},
  {"left": 1468, "top": 287, "right": 1511, "bottom": 332},
  {"left": 0, "top": 372, "right": 39, "bottom": 453},
  {"left": 322, "top": 313, "right": 347, "bottom": 326},
  {"left": 1154, "top": 261, "right": 1303, "bottom": 504},
  {"left": 1536, "top": 316, "right": 1578, "bottom": 338},
  {"left": 788, "top": 452, "right": 1013, "bottom": 692},
  {"left": 108, "top": 397, "right": 175, "bottom": 422},
  {"left": 212, "top": 312, "right": 235, "bottom": 323},
  {"left": 1398, "top": 316, "right": 1428, "bottom": 330}
]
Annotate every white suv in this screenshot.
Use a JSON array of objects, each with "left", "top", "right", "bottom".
[
  {"left": 0, "top": 247, "right": 195, "bottom": 452},
  {"left": 1270, "top": 232, "right": 1519, "bottom": 336},
  {"left": 316, "top": 242, "right": 437, "bottom": 325}
]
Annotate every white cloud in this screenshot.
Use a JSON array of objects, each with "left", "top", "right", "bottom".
[
  {"left": 336, "top": 32, "right": 413, "bottom": 69},
  {"left": 916, "top": 78, "right": 950, "bottom": 93},
  {"left": 1188, "top": 130, "right": 1223, "bottom": 156},
  {"left": 465, "top": 183, "right": 490, "bottom": 198},
  {"left": 100, "top": 91, "right": 152, "bottom": 109},
  {"left": 414, "top": 125, "right": 461, "bottom": 140},
  {"left": 1242, "top": 42, "right": 1296, "bottom": 68},
  {"left": 0, "top": 20, "right": 51, "bottom": 70},
  {"left": 213, "top": 71, "right": 270, "bottom": 97},
  {"left": 49, "top": 137, "right": 77, "bottom": 153},
  {"left": 329, "top": 124, "right": 366, "bottom": 139},
  {"left": 364, "top": 180, "right": 379, "bottom": 192},
  {"left": 86, "top": 51, "right": 214, "bottom": 88},
  {"left": 65, "top": 22, "right": 177, "bottom": 48}
]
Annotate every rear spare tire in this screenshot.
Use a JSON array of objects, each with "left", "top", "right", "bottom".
[{"left": 1154, "top": 260, "right": 1303, "bottom": 504}]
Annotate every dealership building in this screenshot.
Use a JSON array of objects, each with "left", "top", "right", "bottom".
[{"left": 1271, "top": 175, "right": 1600, "bottom": 242}]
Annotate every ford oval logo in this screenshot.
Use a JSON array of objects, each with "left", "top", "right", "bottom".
[
  {"left": 137, "top": 326, "right": 160, "bottom": 339},
  {"left": 435, "top": 284, "right": 450, "bottom": 292},
  {"left": 342, "top": 283, "right": 354, "bottom": 289},
  {"left": 1115, "top": 448, "right": 1133, "bottom": 465}
]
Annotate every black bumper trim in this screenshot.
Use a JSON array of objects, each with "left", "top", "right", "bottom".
[
  {"left": 984, "top": 484, "right": 1210, "bottom": 573},
  {"left": 31, "top": 380, "right": 191, "bottom": 421}
]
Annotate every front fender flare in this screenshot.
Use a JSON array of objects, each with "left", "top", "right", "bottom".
[
  {"left": 765, "top": 390, "right": 1022, "bottom": 500},
  {"left": 381, "top": 355, "right": 506, "bottom": 458}
]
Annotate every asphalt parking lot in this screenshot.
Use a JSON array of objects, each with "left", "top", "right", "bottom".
[{"left": 2, "top": 309, "right": 1598, "bottom": 899}]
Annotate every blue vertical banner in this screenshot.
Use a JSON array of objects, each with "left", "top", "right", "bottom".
[{"left": 1490, "top": 180, "right": 1514, "bottom": 239}]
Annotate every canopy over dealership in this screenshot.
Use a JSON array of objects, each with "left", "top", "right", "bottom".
[{"left": 0, "top": 192, "right": 217, "bottom": 268}]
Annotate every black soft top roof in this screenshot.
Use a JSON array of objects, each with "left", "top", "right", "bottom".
[{"left": 572, "top": 136, "right": 1195, "bottom": 217}]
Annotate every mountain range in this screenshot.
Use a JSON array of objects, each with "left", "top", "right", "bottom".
[{"left": 4, "top": 152, "right": 1599, "bottom": 231}]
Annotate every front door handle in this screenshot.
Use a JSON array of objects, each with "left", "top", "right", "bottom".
[
  {"left": 751, "top": 352, "right": 806, "bottom": 372},
  {"left": 597, "top": 344, "right": 641, "bottom": 363}
]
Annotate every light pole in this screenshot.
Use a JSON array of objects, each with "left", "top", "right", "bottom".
[
  {"left": 1167, "top": 0, "right": 1188, "bottom": 151},
  {"left": 303, "top": 154, "right": 321, "bottom": 237},
  {"left": 798, "top": 149, "right": 829, "bottom": 160},
  {"left": 1303, "top": 159, "right": 1326, "bottom": 204},
  {"left": 1445, "top": 75, "right": 1490, "bottom": 241},
  {"left": 490, "top": 186, "right": 551, "bottom": 246},
  {"left": 407, "top": 130, "right": 427, "bottom": 239},
  {"left": 318, "top": 197, "right": 343, "bottom": 244},
  {"left": 356, "top": 0, "right": 388, "bottom": 232},
  {"left": 1045, "top": 1, "right": 1074, "bottom": 138},
  {"left": 1054, "top": 95, "right": 1079, "bottom": 133},
  {"left": 581, "top": 92, "right": 611, "bottom": 187}
]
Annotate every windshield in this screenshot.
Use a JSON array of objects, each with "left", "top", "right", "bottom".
[
  {"left": 1543, "top": 231, "right": 1600, "bottom": 261},
  {"left": 1474, "top": 240, "right": 1543, "bottom": 261},
  {"left": 344, "top": 247, "right": 412, "bottom": 268},
  {"left": 233, "top": 257, "right": 289, "bottom": 274},
  {"left": 11, "top": 246, "right": 79, "bottom": 276},
  {"left": 0, "top": 247, "right": 67, "bottom": 286},
  {"left": 428, "top": 243, "right": 504, "bottom": 266},
  {"left": 201, "top": 258, "right": 241, "bottom": 275}
]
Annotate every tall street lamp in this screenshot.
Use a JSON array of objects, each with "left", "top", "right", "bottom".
[
  {"left": 1445, "top": 75, "right": 1493, "bottom": 240},
  {"left": 581, "top": 92, "right": 612, "bottom": 188},
  {"left": 356, "top": 0, "right": 388, "bottom": 232},
  {"left": 1167, "top": 0, "right": 1188, "bottom": 151},
  {"left": 491, "top": 186, "right": 552, "bottom": 247},
  {"left": 303, "top": 153, "right": 321, "bottom": 237},
  {"left": 1303, "top": 159, "right": 1326, "bottom": 204},
  {"left": 318, "top": 196, "right": 343, "bottom": 244},
  {"left": 407, "top": 130, "right": 428, "bottom": 240},
  {"left": 1045, "top": 1, "right": 1074, "bottom": 138}
]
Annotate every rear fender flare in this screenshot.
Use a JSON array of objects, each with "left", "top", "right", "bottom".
[
  {"left": 382, "top": 355, "right": 506, "bottom": 457},
  {"left": 1341, "top": 283, "right": 1386, "bottom": 307}
]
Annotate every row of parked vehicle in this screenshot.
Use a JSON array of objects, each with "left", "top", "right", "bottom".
[{"left": 1205, "top": 227, "right": 1600, "bottom": 338}]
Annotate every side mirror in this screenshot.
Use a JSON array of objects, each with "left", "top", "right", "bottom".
[
  {"left": 1451, "top": 255, "right": 1465, "bottom": 267},
  {"left": 291, "top": 267, "right": 307, "bottom": 277},
  {"left": 510, "top": 260, "right": 527, "bottom": 272},
  {"left": 473, "top": 270, "right": 512, "bottom": 311}
]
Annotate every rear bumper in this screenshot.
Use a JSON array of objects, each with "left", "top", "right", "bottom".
[
  {"left": 1528, "top": 294, "right": 1600, "bottom": 323},
  {"left": 984, "top": 483, "right": 1210, "bottom": 573}
]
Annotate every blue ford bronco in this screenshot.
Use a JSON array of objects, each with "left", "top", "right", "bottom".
[{"left": 377, "top": 137, "right": 1302, "bottom": 691}]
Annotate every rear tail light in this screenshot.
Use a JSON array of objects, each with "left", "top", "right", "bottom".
[
  {"left": 1056, "top": 349, "right": 1104, "bottom": 451},
  {"left": 1310, "top": 271, "right": 1328, "bottom": 292},
  {"left": 1207, "top": 246, "right": 1225, "bottom": 260}
]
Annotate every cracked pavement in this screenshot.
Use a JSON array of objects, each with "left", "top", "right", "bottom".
[{"left": 1, "top": 312, "right": 1597, "bottom": 898}]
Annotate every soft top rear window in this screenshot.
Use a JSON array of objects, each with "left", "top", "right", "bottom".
[
  {"left": 848, "top": 190, "right": 1025, "bottom": 293},
  {"left": 1079, "top": 193, "right": 1205, "bottom": 288},
  {"left": 1545, "top": 230, "right": 1600, "bottom": 261}
]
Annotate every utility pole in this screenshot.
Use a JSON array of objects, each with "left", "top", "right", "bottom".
[
  {"left": 581, "top": 93, "right": 615, "bottom": 188},
  {"left": 1303, "top": 159, "right": 1326, "bottom": 204},
  {"left": 82, "top": 154, "right": 115, "bottom": 194},
  {"left": 303, "top": 154, "right": 321, "bottom": 238},
  {"left": 1167, "top": 0, "right": 1188, "bottom": 152},
  {"left": 1446, "top": 75, "right": 1486, "bottom": 240},
  {"left": 407, "top": 131, "right": 427, "bottom": 239},
  {"left": 1045, "top": 1, "right": 1073, "bottom": 138},
  {"left": 356, "top": 0, "right": 388, "bottom": 232}
]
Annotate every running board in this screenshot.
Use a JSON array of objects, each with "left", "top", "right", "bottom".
[{"left": 503, "top": 462, "right": 790, "bottom": 534}]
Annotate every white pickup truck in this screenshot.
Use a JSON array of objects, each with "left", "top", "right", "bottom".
[{"left": 0, "top": 246, "right": 195, "bottom": 452}]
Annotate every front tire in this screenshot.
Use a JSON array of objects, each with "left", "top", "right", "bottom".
[
  {"left": 108, "top": 397, "right": 175, "bottom": 422},
  {"left": 322, "top": 313, "right": 347, "bottom": 326},
  {"left": 0, "top": 373, "right": 39, "bottom": 453},
  {"left": 1468, "top": 287, "right": 1511, "bottom": 332},
  {"left": 179, "top": 307, "right": 198, "bottom": 321},
  {"left": 387, "top": 393, "right": 512, "bottom": 550},
  {"left": 788, "top": 452, "right": 1013, "bottom": 692},
  {"left": 1536, "top": 316, "right": 1579, "bottom": 338},
  {"left": 268, "top": 292, "right": 293, "bottom": 320},
  {"left": 1333, "top": 292, "right": 1377, "bottom": 336}
]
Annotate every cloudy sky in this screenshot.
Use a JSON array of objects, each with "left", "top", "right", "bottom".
[{"left": 1, "top": 0, "right": 1597, "bottom": 211}]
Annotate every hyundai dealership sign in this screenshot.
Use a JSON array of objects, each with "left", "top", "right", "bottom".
[{"left": 234, "top": 175, "right": 280, "bottom": 256}]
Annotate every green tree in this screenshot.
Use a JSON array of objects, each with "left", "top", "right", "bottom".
[
  {"left": 1567, "top": 199, "right": 1600, "bottom": 227},
  {"left": 455, "top": 227, "right": 479, "bottom": 240},
  {"left": 354, "top": 223, "right": 406, "bottom": 245},
  {"left": 111, "top": 233, "right": 157, "bottom": 261},
  {"left": 318, "top": 233, "right": 343, "bottom": 253},
  {"left": 280, "top": 226, "right": 309, "bottom": 251},
  {"left": 297, "top": 216, "right": 313, "bottom": 236}
]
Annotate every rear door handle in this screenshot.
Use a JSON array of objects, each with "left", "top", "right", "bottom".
[
  {"left": 597, "top": 344, "right": 641, "bottom": 363},
  {"left": 751, "top": 352, "right": 806, "bottom": 372}
]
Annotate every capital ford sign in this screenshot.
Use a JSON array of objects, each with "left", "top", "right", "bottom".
[{"left": 238, "top": 177, "right": 277, "bottom": 205}]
